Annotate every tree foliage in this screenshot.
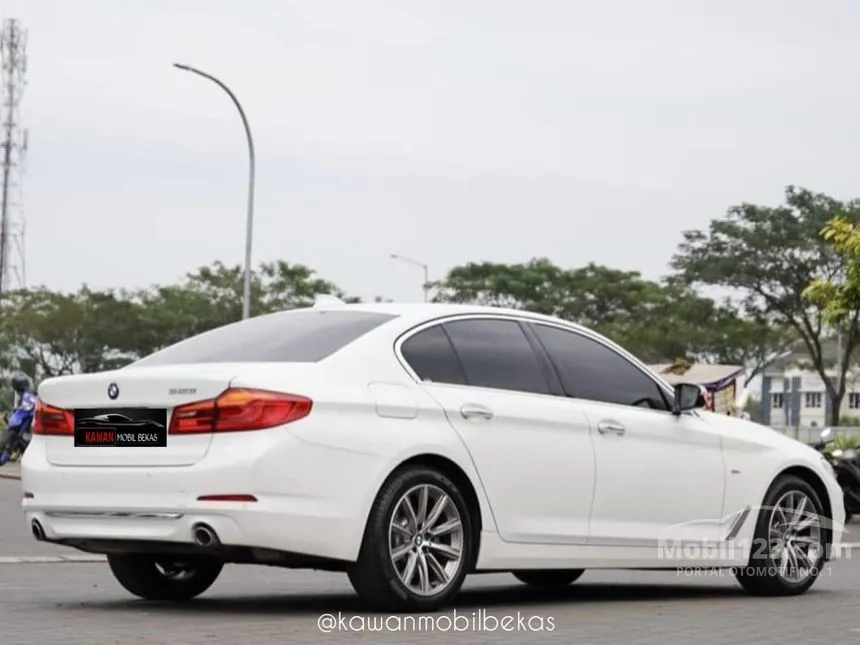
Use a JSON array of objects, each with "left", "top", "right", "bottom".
[
  {"left": 0, "top": 189, "right": 842, "bottom": 422},
  {"left": 672, "top": 186, "right": 860, "bottom": 423},
  {"left": 804, "top": 216, "right": 860, "bottom": 328},
  {"left": 0, "top": 260, "right": 355, "bottom": 380},
  {"left": 430, "top": 258, "right": 784, "bottom": 370}
]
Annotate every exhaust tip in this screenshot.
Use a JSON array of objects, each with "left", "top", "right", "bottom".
[
  {"left": 191, "top": 523, "right": 219, "bottom": 547},
  {"left": 31, "top": 520, "right": 45, "bottom": 542}
]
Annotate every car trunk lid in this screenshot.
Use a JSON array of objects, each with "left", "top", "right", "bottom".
[{"left": 39, "top": 364, "right": 242, "bottom": 467}]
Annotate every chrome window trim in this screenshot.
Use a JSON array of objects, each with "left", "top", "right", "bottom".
[{"left": 393, "top": 312, "right": 696, "bottom": 416}]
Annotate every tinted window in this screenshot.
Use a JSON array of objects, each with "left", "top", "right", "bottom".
[
  {"left": 131, "top": 310, "right": 397, "bottom": 366},
  {"left": 443, "top": 319, "right": 551, "bottom": 394},
  {"left": 401, "top": 325, "right": 466, "bottom": 385},
  {"left": 533, "top": 324, "right": 670, "bottom": 410}
]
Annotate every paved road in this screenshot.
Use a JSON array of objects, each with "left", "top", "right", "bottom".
[
  {"left": 0, "top": 470, "right": 85, "bottom": 559},
  {"left": 4, "top": 477, "right": 860, "bottom": 644}
]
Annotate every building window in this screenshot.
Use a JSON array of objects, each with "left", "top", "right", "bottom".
[
  {"left": 804, "top": 392, "right": 823, "bottom": 408},
  {"left": 849, "top": 393, "right": 860, "bottom": 409},
  {"left": 771, "top": 393, "right": 784, "bottom": 409}
]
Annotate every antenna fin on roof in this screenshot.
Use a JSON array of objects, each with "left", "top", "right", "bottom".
[{"left": 313, "top": 294, "right": 346, "bottom": 308}]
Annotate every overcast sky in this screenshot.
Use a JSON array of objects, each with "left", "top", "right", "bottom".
[{"left": 3, "top": 0, "right": 859, "bottom": 302}]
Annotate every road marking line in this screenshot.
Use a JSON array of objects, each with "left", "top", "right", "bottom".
[
  {"left": 60, "top": 554, "right": 108, "bottom": 562},
  {"left": 0, "top": 555, "right": 106, "bottom": 564}
]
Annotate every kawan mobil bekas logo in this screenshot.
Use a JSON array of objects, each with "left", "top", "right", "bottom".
[{"left": 656, "top": 506, "right": 851, "bottom": 563}]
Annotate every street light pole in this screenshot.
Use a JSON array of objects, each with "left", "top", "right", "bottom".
[
  {"left": 173, "top": 63, "right": 256, "bottom": 320},
  {"left": 390, "top": 253, "right": 429, "bottom": 302}
]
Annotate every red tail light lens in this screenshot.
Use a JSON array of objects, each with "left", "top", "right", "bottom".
[
  {"left": 32, "top": 399, "right": 74, "bottom": 436},
  {"left": 170, "top": 388, "right": 312, "bottom": 434}
]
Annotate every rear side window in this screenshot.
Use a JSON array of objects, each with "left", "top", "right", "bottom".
[
  {"left": 442, "top": 319, "right": 551, "bottom": 395},
  {"left": 131, "top": 310, "right": 397, "bottom": 366},
  {"left": 401, "top": 325, "right": 466, "bottom": 385}
]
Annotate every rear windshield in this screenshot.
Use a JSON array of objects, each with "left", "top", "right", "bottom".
[{"left": 130, "top": 309, "right": 397, "bottom": 366}]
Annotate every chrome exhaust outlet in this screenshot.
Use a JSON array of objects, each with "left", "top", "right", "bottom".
[
  {"left": 191, "top": 523, "right": 219, "bottom": 547},
  {"left": 31, "top": 520, "right": 45, "bottom": 542}
]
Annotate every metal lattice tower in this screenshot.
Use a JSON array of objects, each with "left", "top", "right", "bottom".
[{"left": 0, "top": 18, "right": 28, "bottom": 294}]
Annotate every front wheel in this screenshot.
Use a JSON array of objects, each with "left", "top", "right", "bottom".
[
  {"left": 734, "top": 475, "right": 827, "bottom": 596},
  {"left": 107, "top": 554, "right": 223, "bottom": 601},
  {"left": 513, "top": 569, "right": 584, "bottom": 588},
  {"left": 348, "top": 466, "right": 474, "bottom": 612}
]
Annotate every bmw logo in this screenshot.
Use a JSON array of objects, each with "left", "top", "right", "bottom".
[{"left": 107, "top": 383, "right": 119, "bottom": 400}]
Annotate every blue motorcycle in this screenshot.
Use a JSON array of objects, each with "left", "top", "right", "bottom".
[{"left": 0, "top": 372, "right": 36, "bottom": 466}]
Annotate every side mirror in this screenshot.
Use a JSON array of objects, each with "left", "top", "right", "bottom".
[{"left": 672, "top": 383, "right": 707, "bottom": 415}]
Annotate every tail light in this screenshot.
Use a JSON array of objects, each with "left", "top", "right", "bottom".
[
  {"left": 170, "top": 388, "right": 312, "bottom": 434},
  {"left": 32, "top": 399, "right": 74, "bottom": 436}
]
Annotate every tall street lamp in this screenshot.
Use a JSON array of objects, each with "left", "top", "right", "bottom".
[
  {"left": 173, "top": 63, "right": 256, "bottom": 320},
  {"left": 390, "top": 253, "right": 429, "bottom": 302}
]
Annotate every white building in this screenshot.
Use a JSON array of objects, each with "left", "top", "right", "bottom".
[{"left": 761, "top": 338, "right": 860, "bottom": 427}]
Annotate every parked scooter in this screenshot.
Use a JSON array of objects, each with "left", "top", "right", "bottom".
[
  {"left": 812, "top": 427, "right": 860, "bottom": 523},
  {"left": 0, "top": 372, "right": 36, "bottom": 466}
]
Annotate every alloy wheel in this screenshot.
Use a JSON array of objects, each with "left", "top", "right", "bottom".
[
  {"left": 388, "top": 483, "right": 465, "bottom": 596},
  {"left": 767, "top": 490, "right": 823, "bottom": 583}
]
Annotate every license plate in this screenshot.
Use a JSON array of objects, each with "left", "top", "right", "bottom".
[{"left": 74, "top": 408, "right": 168, "bottom": 447}]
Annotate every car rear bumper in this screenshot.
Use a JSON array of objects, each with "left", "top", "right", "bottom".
[{"left": 20, "top": 431, "right": 391, "bottom": 562}]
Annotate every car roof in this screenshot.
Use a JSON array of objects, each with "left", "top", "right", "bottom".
[{"left": 308, "top": 301, "right": 590, "bottom": 333}]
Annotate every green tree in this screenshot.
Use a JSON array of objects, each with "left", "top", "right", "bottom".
[
  {"left": 130, "top": 260, "right": 357, "bottom": 359},
  {"left": 430, "top": 258, "right": 780, "bottom": 367},
  {"left": 0, "top": 259, "right": 358, "bottom": 377},
  {"left": 672, "top": 186, "right": 860, "bottom": 425},
  {"left": 0, "top": 286, "right": 143, "bottom": 378},
  {"left": 804, "top": 216, "right": 860, "bottom": 329}
]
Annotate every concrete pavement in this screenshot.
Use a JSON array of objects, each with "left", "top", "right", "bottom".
[
  {"left": 0, "top": 461, "right": 20, "bottom": 480},
  {"left": 0, "top": 474, "right": 90, "bottom": 559},
  {"left": 3, "top": 550, "right": 860, "bottom": 644},
  {"left": 4, "top": 477, "right": 860, "bottom": 643}
]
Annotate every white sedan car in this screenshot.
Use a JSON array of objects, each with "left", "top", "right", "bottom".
[{"left": 21, "top": 302, "right": 844, "bottom": 611}]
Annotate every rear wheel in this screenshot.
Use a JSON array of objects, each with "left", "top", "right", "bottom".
[
  {"left": 348, "top": 466, "right": 474, "bottom": 611},
  {"left": 734, "top": 475, "right": 827, "bottom": 596},
  {"left": 513, "top": 569, "right": 584, "bottom": 588},
  {"left": 0, "top": 427, "right": 15, "bottom": 452},
  {"left": 107, "top": 553, "right": 223, "bottom": 601}
]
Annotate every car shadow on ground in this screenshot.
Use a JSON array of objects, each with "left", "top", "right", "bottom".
[{"left": 63, "top": 581, "right": 768, "bottom": 616}]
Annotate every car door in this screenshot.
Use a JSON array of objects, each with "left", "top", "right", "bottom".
[
  {"left": 398, "top": 316, "right": 596, "bottom": 545},
  {"left": 529, "top": 322, "right": 725, "bottom": 546}
]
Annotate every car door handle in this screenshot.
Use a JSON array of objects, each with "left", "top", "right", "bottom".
[
  {"left": 461, "top": 404, "right": 493, "bottom": 420},
  {"left": 597, "top": 420, "right": 625, "bottom": 435}
]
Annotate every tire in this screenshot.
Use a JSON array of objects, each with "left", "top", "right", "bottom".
[
  {"left": 734, "top": 474, "right": 827, "bottom": 596},
  {"left": 348, "top": 465, "right": 474, "bottom": 612},
  {"left": 107, "top": 553, "right": 223, "bottom": 601},
  {"left": 0, "top": 427, "right": 15, "bottom": 453},
  {"left": 513, "top": 569, "right": 584, "bottom": 588}
]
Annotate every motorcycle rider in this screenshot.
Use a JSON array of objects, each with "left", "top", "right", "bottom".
[{"left": 0, "top": 371, "right": 36, "bottom": 466}]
